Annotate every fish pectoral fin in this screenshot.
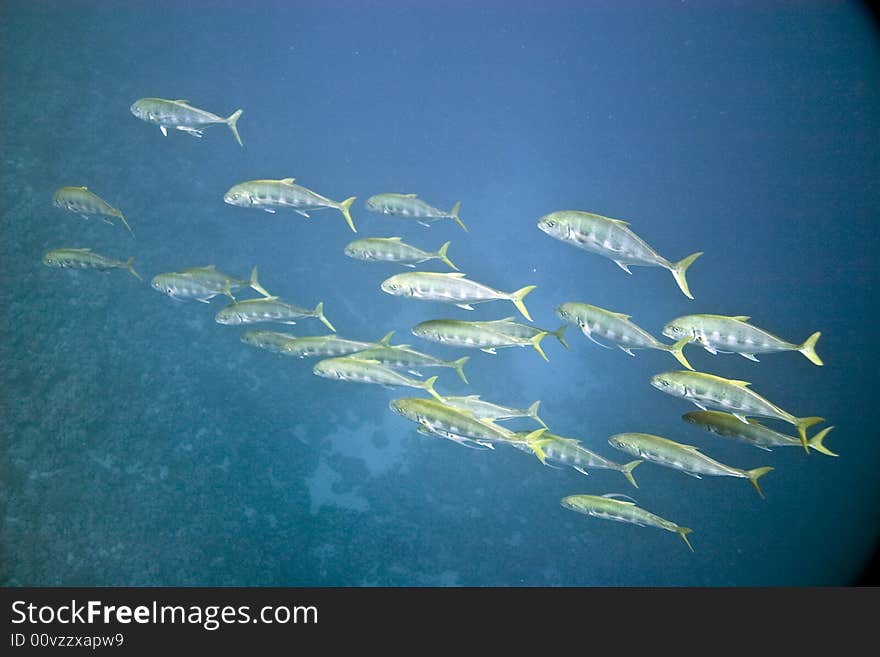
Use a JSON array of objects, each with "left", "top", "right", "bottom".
[
  {"left": 160, "top": 125, "right": 168, "bottom": 136},
  {"left": 281, "top": 321, "right": 297, "bottom": 325},
  {"left": 404, "top": 263, "right": 416, "bottom": 268},
  {"left": 417, "top": 221, "right": 431, "bottom": 227},
  {"left": 101, "top": 217, "right": 114, "bottom": 225},
  {"left": 407, "top": 370, "right": 423, "bottom": 377},
  {"left": 702, "top": 343, "right": 719, "bottom": 355},
  {"left": 614, "top": 260, "right": 633, "bottom": 274},
  {"left": 618, "top": 346, "right": 636, "bottom": 357},
  {"left": 480, "top": 348, "right": 497, "bottom": 354},
  {"left": 693, "top": 401, "right": 708, "bottom": 411},
  {"left": 195, "top": 297, "right": 211, "bottom": 304},
  {"left": 682, "top": 471, "right": 703, "bottom": 479},
  {"left": 263, "top": 208, "right": 276, "bottom": 214},
  {"left": 733, "top": 413, "right": 750, "bottom": 424},
  {"left": 739, "top": 352, "right": 760, "bottom": 362},
  {"left": 573, "top": 466, "right": 591, "bottom": 477},
  {"left": 176, "top": 126, "right": 204, "bottom": 138},
  {"left": 295, "top": 210, "right": 310, "bottom": 218},
  {"left": 456, "top": 304, "right": 475, "bottom": 310}
]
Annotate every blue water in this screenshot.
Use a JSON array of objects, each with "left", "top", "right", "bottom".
[{"left": 2, "top": 1, "right": 878, "bottom": 586}]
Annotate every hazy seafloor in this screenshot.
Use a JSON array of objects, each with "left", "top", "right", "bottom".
[{"left": 2, "top": 1, "right": 879, "bottom": 586}]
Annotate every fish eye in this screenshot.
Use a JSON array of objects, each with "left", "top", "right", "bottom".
[{"left": 546, "top": 220, "right": 556, "bottom": 227}]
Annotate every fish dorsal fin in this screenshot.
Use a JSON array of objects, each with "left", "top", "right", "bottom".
[
  {"left": 462, "top": 394, "right": 481, "bottom": 400},
  {"left": 390, "top": 343, "right": 411, "bottom": 349},
  {"left": 258, "top": 295, "right": 279, "bottom": 301},
  {"left": 386, "top": 237, "right": 403, "bottom": 241},
  {"left": 731, "top": 315, "right": 751, "bottom": 321},
  {"left": 173, "top": 99, "right": 189, "bottom": 103},
  {"left": 204, "top": 264, "right": 217, "bottom": 270},
  {"left": 612, "top": 311, "right": 632, "bottom": 320},
  {"left": 379, "top": 331, "right": 395, "bottom": 345},
  {"left": 728, "top": 379, "right": 751, "bottom": 387},
  {"left": 399, "top": 193, "right": 418, "bottom": 198},
  {"left": 351, "top": 358, "right": 382, "bottom": 365},
  {"left": 79, "top": 186, "right": 88, "bottom": 190},
  {"left": 680, "top": 442, "right": 703, "bottom": 452},
  {"left": 67, "top": 247, "right": 92, "bottom": 252},
  {"left": 280, "top": 178, "right": 296, "bottom": 185},
  {"left": 602, "top": 493, "right": 637, "bottom": 505},
  {"left": 609, "top": 218, "right": 630, "bottom": 227},
  {"left": 484, "top": 317, "right": 516, "bottom": 323},
  {"left": 440, "top": 272, "right": 467, "bottom": 278}
]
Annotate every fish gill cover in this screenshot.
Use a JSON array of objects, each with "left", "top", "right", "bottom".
[{"left": 1, "top": 0, "right": 879, "bottom": 586}]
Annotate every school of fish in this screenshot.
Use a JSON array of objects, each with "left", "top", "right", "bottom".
[{"left": 40, "top": 95, "right": 834, "bottom": 555}]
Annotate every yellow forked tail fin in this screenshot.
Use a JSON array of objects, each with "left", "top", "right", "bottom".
[
  {"left": 423, "top": 375, "right": 444, "bottom": 402},
  {"left": 746, "top": 466, "right": 774, "bottom": 499},
  {"left": 436, "top": 241, "right": 458, "bottom": 271},
  {"left": 125, "top": 257, "right": 142, "bottom": 281},
  {"left": 553, "top": 324, "right": 570, "bottom": 349},
  {"left": 338, "top": 196, "right": 357, "bottom": 233},
  {"left": 529, "top": 332, "right": 549, "bottom": 362},
  {"left": 449, "top": 201, "right": 467, "bottom": 232},
  {"left": 808, "top": 426, "right": 837, "bottom": 457},
  {"left": 249, "top": 265, "right": 272, "bottom": 298},
  {"left": 226, "top": 109, "right": 244, "bottom": 146},
  {"left": 522, "top": 428, "right": 549, "bottom": 464},
  {"left": 450, "top": 356, "right": 470, "bottom": 384},
  {"left": 621, "top": 460, "right": 643, "bottom": 489},
  {"left": 314, "top": 301, "right": 336, "bottom": 332},
  {"left": 670, "top": 251, "right": 703, "bottom": 300},
  {"left": 799, "top": 331, "right": 823, "bottom": 366},
  {"left": 510, "top": 285, "right": 536, "bottom": 321},
  {"left": 666, "top": 337, "right": 694, "bottom": 370},
  {"left": 795, "top": 416, "right": 825, "bottom": 454},
  {"left": 527, "top": 401, "right": 547, "bottom": 429},
  {"left": 677, "top": 527, "right": 695, "bottom": 552}
]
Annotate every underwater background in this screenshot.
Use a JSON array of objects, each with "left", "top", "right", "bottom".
[{"left": 2, "top": 0, "right": 879, "bottom": 586}]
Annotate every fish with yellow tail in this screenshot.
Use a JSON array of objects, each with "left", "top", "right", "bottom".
[
  {"left": 662, "top": 314, "right": 823, "bottom": 365},
  {"left": 344, "top": 237, "right": 459, "bottom": 271},
  {"left": 608, "top": 432, "right": 774, "bottom": 498},
  {"left": 365, "top": 194, "right": 467, "bottom": 232},
  {"left": 151, "top": 265, "right": 269, "bottom": 303},
  {"left": 381, "top": 272, "right": 536, "bottom": 321},
  {"left": 42, "top": 248, "right": 141, "bottom": 281},
  {"left": 314, "top": 358, "right": 445, "bottom": 401},
  {"left": 215, "top": 294, "right": 336, "bottom": 332},
  {"left": 561, "top": 494, "right": 694, "bottom": 552},
  {"left": 537, "top": 210, "right": 702, "bottom": 299},
  {"left": 412, "top": 319, "right": 551, "bottom": 361},
  {"left": 556, "top": 302, "right": 693, "bottom": 370},
  {"left": 388, "top": 397, "right": 550, "bottom": 458},
  {"left": 53, "top": 186, "right": 133, "bottom": 236},
  {"left": 510, "top": 433, "right": 643, "bottom": 488},
  {"left": 349, "top": 340, "right": 471, "bottom": 384},
  {"left": 224, "top": 178, "right": 357, "bottom": 232},
  {"left": 468, "top": 317, "right": 569, "bottom": 351},
  {"left": 442, "top": 395, "right": 546, "bottom": 428},
  {"left": 650, "top": 370, "right": 824, "bottom": 454},
  {"left": 682, "top": 410, "right": 837, "bottom": 456},
  {"left": 130, "top": 98, "right": 244, "bottom": 145}
]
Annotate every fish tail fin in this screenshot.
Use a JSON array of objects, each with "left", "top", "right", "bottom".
[
  {"left": 522, "top": 428, "right": 549, "bottom": 464},
  {"left": 449, "top": 201, "right": 467, "bottom": 232},
  {"left": 223, "top": 280, "right": 235, "bottom": 301},
  {"left": 808, "top": 426, "right": 837, "bottom": 457},
  {"left": 116, "top": 210, "right": 134, "bottom": 237},
  {"left": 798, "top": 331, "right": 823, "bottom": 366},
  {"left": 527, "top": 400, "right": 547, "bottom": 428},
  {"left": 248, "top": 265, "right": 272, "bottom": 297},
  {"left": 554, "top": 324, "right": 570, "bottom": 349},
  {"left": 338, "top": 196, "right": 357, "bottom": 233},
  {"left": 670, "top": 251, "right": 703, "bottom": 300},
  {"left": 314, "top": 301, "right": 336, "bottom": 332},
  {"left": 529, "top": 332, "right": 549, "bottom": 362},
  {"left": 510, "top": 285, "right": 537, "bottom": 321},
  {"left": 451, "top": 356, "right": 470, "bottom": 384},
  {"left": 746, "top": 466, "right": 774, "bottom": 499},
  {"left": 436, "top": 241, "right": 458, "bottom": 271},
  {"left": 677, "top": 527, "right": 695, "bottom": 552},
  {"left": 795, "top": 416, "right": 825, "bottom": 454},
  {"left": 621, "top": 460, "right": 643, "bottom": 489},
  {"left": 423, "top": 375, "right": 444, "bottom": 402},
  {"left": 666, "top": 337, "right": 694, "bottom": 370},
  {"left": 226, "top": 109, "right": 244, "bottom": 146},
  {"left": 124, "top": 256, "right": 142, "bottom": 281}
]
